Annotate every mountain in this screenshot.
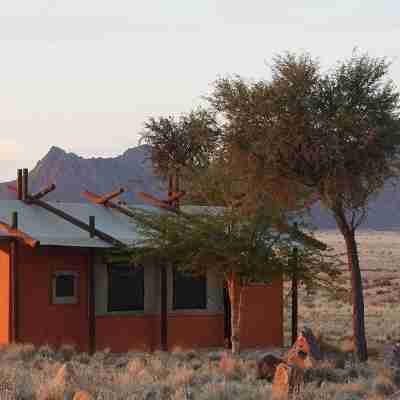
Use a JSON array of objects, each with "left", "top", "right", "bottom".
[
  {"left": 309, "top": 181, "right": 400, "bottom": 230},
  {"left": 0, "top": 145, "right": 164, "bottom": 203},
  {"left": 1, "top": 145, "right": 400, "bottom": 229}
]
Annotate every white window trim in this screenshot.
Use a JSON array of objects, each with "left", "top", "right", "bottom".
[{"left": 52, "top": 271, "right": 79, "bottom": 305}]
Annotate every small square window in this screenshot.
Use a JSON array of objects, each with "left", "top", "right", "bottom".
[{"left": 52, "top": 271, "right": 78, "bottom": 304}]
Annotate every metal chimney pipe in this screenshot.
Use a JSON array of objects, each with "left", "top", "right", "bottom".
[
  {"left": 17, "top": 170, "right": 22, "bottom": 201},
  {"left": 22, "top": 169, "right": 28, "bottom": 201}
]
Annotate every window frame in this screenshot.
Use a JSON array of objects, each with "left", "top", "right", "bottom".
[
  {"left": 172, "top": 269, "right": 207, "bottom": 311},
  {"left": 51, "top": 270, "right": 79, "bottom": 305},
  {"left": 107, "top": 264, "right": 145, "bottom": 313}
]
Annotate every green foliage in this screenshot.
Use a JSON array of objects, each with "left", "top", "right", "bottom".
[
  {"left": 140, "top": 108, "right": 221, "bottom": 180},
  {"left": 113, "top": 206, "right": 342, "bottom": 292},
  {"left": 210, "top": 51, "right": 400, "bottom": 229}
]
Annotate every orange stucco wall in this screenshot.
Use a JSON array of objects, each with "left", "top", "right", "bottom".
[
  {"left": 96, "top": 315, "right": 156, "bottom": 352},
  {"left": 95, "top": 314, "right": 225, "bottom": 352},
  {"left": 95, "top": 281, "right": 282, "bottom": 352},
  {"left": 167, "top": 313, "right": 225, "bottom": 349},
  {"left": 0, "top": 243, "right": 283, "bottom": 352},
  {"left": 17, "top": 245, "right": 90, "bottom": 351},
  {"left": 240, "top": 280, "right": 283, "bottom": 348},
  {"left": 0, "top": 242, "right": 10, "bottom": 344}
]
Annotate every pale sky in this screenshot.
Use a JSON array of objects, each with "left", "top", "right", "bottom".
[{"left": 1, "top": 0, "right": 399, "bottom": 180}]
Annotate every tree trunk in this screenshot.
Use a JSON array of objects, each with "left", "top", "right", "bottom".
[
  {"left": 343, "top": 230, "right": 368, "bottom": 362},
  {"left": 334, "top": 209, "right": 368, "bottom": 362},
  {"left": 227, "top": 274, "right": 243, "bottom": 354}
]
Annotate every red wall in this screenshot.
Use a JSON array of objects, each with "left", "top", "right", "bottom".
[
  {"left": 95, "top": 281, "right": 282, "bottom": 352},
  {"left": 0, "top": 242, "right": 10, "bottom": 344},
  {"left": 7, "top": 244, "right": 283, "bottom": 352},
  {"left": 96, "top": 315, "right": 155, "bottom": 352},
  {"left": 240, "top": 280, "right": 283, "bottom": 348},
  {"left": 17, "top": 245, "right": 90, "bottom": 351}
]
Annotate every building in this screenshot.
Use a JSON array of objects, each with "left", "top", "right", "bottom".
[{"left": 0, "top": 170, "right": 284, "bottom": 353}]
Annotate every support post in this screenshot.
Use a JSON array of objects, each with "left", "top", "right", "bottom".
[
  {"left": 11, "top": 212, "right": 18, "bottom": 230},
  {"left": 10, "top": 212, "right": 19, "bottom": 343},
  {"left": 174, "top": 173, "right": 180, "bottom": 208},
  {"left": 17, "top": 170, "right": 22, "bottom": 201},
  {"left": 291, "top": 247, "right": 298, "bottom": 346},
  {"left": 223, "top": 284, "right": 232, "bottom": 348},
  {"left": 22, "top": 169, "right": 28, "bottom": 201},
  {"left": 160, "top": 265, "right": 168, "bottom": 351},
  {"left": 168, "top": 175, "right": 173, "bottom": 198},
  {"left": 89, "top": 216, "right": 95, "bottom": 238},
  {"left": 88, "top": 248, "right": 96, "bottom": 355}
]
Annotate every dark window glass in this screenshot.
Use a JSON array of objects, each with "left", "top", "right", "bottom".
[
  {"left": 173, "top": 270, "right": 207, "bottom": 310},
  {"left": 108, "top": 265, "right": 144, "bottom": 312},
  {"left": 55, "top": 275, "right": 75, "bottom": 297}
]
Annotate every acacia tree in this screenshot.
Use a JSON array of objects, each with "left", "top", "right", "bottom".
[
  {"left": 126, "top": 194, "right": 339, "bottom": 354},
  {"left": 141, "top": 109, "right": 221, "bottom": 192},
  {"left": 139, "top": 110, "right": 338, "bottom": 353},
  {"left": 211, "top": 52, "right": 400, "bottom": 361}
]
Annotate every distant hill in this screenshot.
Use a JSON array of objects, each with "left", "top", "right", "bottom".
[
  {"left": 0, "top": 145, "right": 164, "bottom": 203},
  {"left": 309, "top": 181, "right": 400, "bottom": 230},
  {"left": 1, "top": 145, "right": 400, "bottom": 229}
]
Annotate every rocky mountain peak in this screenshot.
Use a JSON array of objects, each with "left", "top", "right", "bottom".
[{"left": 0, "top": 145, "right": 162, "bottom": 203}]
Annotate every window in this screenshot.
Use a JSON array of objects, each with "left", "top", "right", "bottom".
[
  {"left": 173, "top": 270, "right": 207, "bottom": 310},
  {"left": 52, "top": 271, "right": 79, "bottom": 304},
  {"left": 108, "top": 265, "right": 144, "bottom": 312}
]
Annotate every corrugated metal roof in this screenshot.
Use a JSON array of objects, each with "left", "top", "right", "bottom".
[
  {"left": 0, "top": 201, "right": 157, "bottom": 248},
  {"left": 0, "top": 201, "right": 324, "bottom": 250},
  {"left": 0, "top": 201, "right": 227, "bottom": 248}
]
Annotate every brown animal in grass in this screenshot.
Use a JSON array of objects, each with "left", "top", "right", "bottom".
[{"left": 272, "top": 363, "right": 304, "bottom": 400}]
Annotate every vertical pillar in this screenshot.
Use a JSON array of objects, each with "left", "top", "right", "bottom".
[
  {"left": 160, "top": 265, "right": 168, "bottom": 351},
  {"left": 10, "top": 212, "right": 19, "bottom": 343},
  {"left": 89, "top": 216, "right": 95, "bottom": 238},
  {"left": 88, "top": 248, "right": 96, "bottom": 355},
  {"left": 291, "top": 247, "right": 298, "bottom": 346},
  {"left": 223, "top": 284, "right": 232, "bottom": 348}
]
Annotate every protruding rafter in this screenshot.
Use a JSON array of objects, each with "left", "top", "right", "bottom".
[
  {"left": 136, "top": 192, "right": 179, "bottom": 213},
  {"left": 10, "top": 169, "right": 126, "bottom": 248},
  {"left": 82, "top": 188, "right": 125, "bottom": 205},
  {"left": 81, "top": 189, "right": 137, "bottom": 219},
  {"left": 0, "top": 220, "right": 39, "bottom": 248},
  {"left": 30, "top": 184, "right": 57, "bottom": 201},
  {"left": 136, "top": 191, "right": 186, "bottom": 212},
  {"left": 7, "top": 183, "right": 56, "bottom": 201}
]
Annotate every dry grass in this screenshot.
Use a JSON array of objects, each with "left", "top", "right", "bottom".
[
  {"left": 283, "top": 230, "right": 400, "bottom": 355},
  {"left": 1, "top": 230, "right": 400, "bottom": 399},
  {"left": 0, "top": 344, "right": 399, "bottom": 399}
]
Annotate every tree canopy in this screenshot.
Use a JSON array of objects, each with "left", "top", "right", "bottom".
[{"left": 208, "top": 51, "right": 400, "bottom": 361}]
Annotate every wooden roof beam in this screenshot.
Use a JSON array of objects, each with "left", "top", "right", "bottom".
[
  {"left": 7, "top": 182, "right": 56, "bottom": 201},
  {"left": 30, "top": 197, "right": 126, "bottom": 248},
  {"left": 30, "top": 183, "right": 56, "bottom": 201},
  {"left": 82, "top": 188, "right": 125, "bottom": 205},
  {"left": 0, "top": 220, "right": 39, "bottom": 248},
  {"left": 136, "top": 192, "right": 178, "bottom": 213},
  {"left": 96, "top": 188, "right": 125, "bottom": 204},
  {"left": 81, "top": 190, "right": 137, "bottom": 219}
]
